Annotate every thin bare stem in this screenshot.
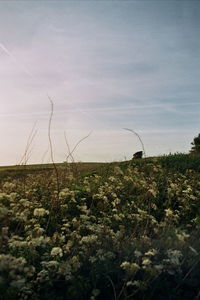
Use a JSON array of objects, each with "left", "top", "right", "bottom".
[
  {"left": 105, "top": 275, "right": 117, "bottom": 300},
  {"left": 19, "top": 122, "right": 37, "bottom": 165},
  {"left": 41, "top": 148, "right": 49, "bottom": 164},
  {"left": 24, "top": 144, "right": 35, "bottom": 165},
  {"left": 47, "top": 95, "right": 60, "bottom": 199},
  {"left": 117, "top": 282, "right": 126, "bottom": 300},
  {"left": 65, "top": 131, "right": 92, "bottom": 162},
  {"left": 175, "top": 256, "right": 200, "bottom": 291},
  {"left": 17, "top": 122, "right": 37, "bottom": 195},
  {"left": 64, "top": 131, "right": 75, "bottom": 163},
  {"left": 123, "top": 128, "right": 146, "bottom": 158}
]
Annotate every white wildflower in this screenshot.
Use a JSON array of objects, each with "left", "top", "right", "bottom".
[
  {"left": 51, "top": 247, "right": 63, "bottom": 257},
  {"left": 33, "top": 208, "right": 49, "bottom": 217},
  {"left": 167, "top": 249, "right": 182, "bottom": 265},
  {"left": 145, "top": 249, "right": 157, "bottom": 256},
  {"left": 120, "top": 261, "right": 130, "bottom": 269},
  {"left": 81, "top": 234, "right": 98, "bottom": 244},
  {"left": 165, "top": 208, "right": 174, "bottom": 218},
  {"left": 121, "top": 261, "right": 140, "bottom": 273},
  {"left": 142, "top": 257, "right": 151, "bottom": 266},
  {"left": 176, "top": 231, "right": 189, "bottom": 242}
]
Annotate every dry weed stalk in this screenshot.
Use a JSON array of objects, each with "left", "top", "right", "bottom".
[
  {"left": 64, "top": 131, "right": 75, "bottom": 164},
  {"left": 18, "top": 121, "right": 37, "bottom": 194},
  {"left": 65, "top": 131, "right": 92, "bottom": 162},
  {"left": 41, "top": 147, "right": 49, "bottom": 164},
  {"left": 63, "top": 131, "right": 78, "bottom": 176},
  {"left": 47, "top": 95, "right": 60, "bottom": 200},
  {"left": 19, "top": 121, "right": 37, "bottom": 165},
  {"left": 123, "top": 128, "right": 146, "bottom": 158},
  {"left": 64, "top": 131, "right": 92, "bottom": 176}
]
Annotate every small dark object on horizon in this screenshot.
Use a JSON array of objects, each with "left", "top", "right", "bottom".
[{"left": 133, "top": 151, "right": 143, "bottom": 159}]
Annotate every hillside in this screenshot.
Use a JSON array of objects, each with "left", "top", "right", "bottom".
[{"left": 1, "top": 154, "right": 200, "bottom": 299}]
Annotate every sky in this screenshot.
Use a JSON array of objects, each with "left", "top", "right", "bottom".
[{"left": 0, "top": 0, "right": 200, "bottom": 165}]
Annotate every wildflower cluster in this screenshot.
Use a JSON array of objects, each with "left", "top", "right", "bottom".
[{"left": 1, "top": 160, "right": 200, "bottom": 299}]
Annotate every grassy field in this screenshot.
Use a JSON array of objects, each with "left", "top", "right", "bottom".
[
  {"left": 1, "top": 153, "right": 200, "bottom": 299},
  {"left": 0, "top": 162, "right": 107, "bottom": 181},
  {"left": 1, "top": 153, "right": 199, "bottom": 180}
]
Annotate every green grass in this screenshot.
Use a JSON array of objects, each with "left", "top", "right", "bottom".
[{"left": 0, "top": 162, "right": 106, "bottom": 181}]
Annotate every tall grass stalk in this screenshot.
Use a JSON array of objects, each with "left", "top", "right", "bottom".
[
  {"left": 65, "top": 131, "right": 92, "bottom": 162},
  {"left": 47, "top": 96, "right": 60, "bottom": 200},
  {"left": 19, "top": 121, "right": 37, "bottom": 165},
  {"left": 123, "top": 128, "right": 146, "bottom": 158}
]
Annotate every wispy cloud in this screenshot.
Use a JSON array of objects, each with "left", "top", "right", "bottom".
[{"left": 0, "top": 1, "right": 200, "bottom": 164}]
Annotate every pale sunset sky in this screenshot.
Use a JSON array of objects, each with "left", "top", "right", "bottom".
[{"left": 0, "top": 1, "right": 200, "bottom": 165}]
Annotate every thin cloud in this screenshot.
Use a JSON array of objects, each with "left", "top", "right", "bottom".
[
  {"left": 0, "top": 43, "right": 34, "bottom": 78},
  {"left": 0, "top": 1, "right": 200, "bottom": 165}
]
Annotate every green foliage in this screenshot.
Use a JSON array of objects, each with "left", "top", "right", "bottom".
[
  {"left": 190, "top": 133, "right": 200, "bottom": 154},
  {"left": 1, "top": 160, "right": 200, "bottom": 299},
  {"left": 158, "top": 153, "right": 200, "bottom": 173}
]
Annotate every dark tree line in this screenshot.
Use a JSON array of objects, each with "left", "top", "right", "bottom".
[{"left": 190, "top": 133, "right": 200, "bottom": 154}]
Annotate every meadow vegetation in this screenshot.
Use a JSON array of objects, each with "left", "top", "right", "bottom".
[{"left": 1, "top": 154, "right": 200, "bottom": 299}]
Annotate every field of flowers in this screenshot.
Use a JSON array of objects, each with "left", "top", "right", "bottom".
[{"left": 1, "top": 155, "right": 200, "bottom": 300}]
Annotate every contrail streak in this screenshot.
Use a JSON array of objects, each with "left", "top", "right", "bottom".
[
  {"left": 0, "top": 42, "right": 96, "bottom": 125},
  {"left": 0, "top": 42, "right": 34, "bottom": 78}
]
